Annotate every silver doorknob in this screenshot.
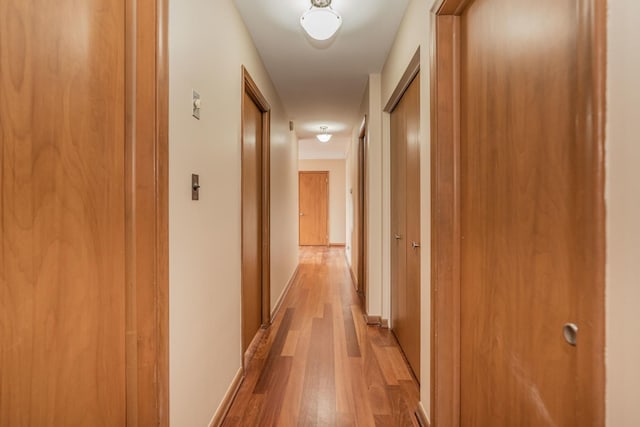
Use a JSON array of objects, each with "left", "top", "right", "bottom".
[
  {"left": 411, "top": 241, "right": 420, "bottom": 249},
  {"left": 563, "top": 323, "right": 578, "bottom": 346},
  {"left": 394, "top": 234, "right": 402, "bottom": 240}
]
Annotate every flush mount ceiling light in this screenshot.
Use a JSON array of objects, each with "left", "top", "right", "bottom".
[
  {"left": 300, "top": 0, "right": 342, "bottom": 41},
  {"left": 316, "top": 126, "right": 332, "bottom": 143}
]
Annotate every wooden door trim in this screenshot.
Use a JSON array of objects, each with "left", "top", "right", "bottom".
[
  {"left": 124, "top": 0, "right": 169, "bottom": 425},
  {"left": 429, "top": 1, "right": 606, "bottom": 426},
  {"left": 241, "top": 66, "right": 271, "bottom": 335},
  {"left": 358, "top": 115, "right": 368, "bottom": 303},
  {"left": 384, "top": 48, "right": 421, "bottom": 113},
  {"left": 429, "top": 9, "right": 461, "bottom": 427}
]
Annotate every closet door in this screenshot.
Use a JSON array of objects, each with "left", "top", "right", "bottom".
[{"left": 390, "top": 73, "right": 421, "bottom": 379}]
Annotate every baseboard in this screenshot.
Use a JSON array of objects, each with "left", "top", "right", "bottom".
[
  {"left": 209, "top": 367, "right": 244, "bottom": 427},
  {"left": 330, "top": 243, "right": 346, "bottom": 247},
  {"left": 363, "top": 314, "right": 390, "bottom": 328},
  {"left": 363, "top": 314, "right": 381, "bottom": 325},
  {"left": 415, "top": 401, "right": 431, "bottom": 426},
  {"left": 348, "top": 264, "right": 358, "bottom": 289},
  {"left": 270, "top": 265, "right": 300, "bottom": 322}
]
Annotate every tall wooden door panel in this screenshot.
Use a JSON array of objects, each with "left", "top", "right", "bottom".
[
  {"left": 0, "top": 0, "right": 126, "bottom": 424},
  {"left": 404, "top": 75, "right": 421, "bottom": 380},
  {"left": 390, "top": 73, "right": 421, "bottom": 379},
  {"left": 242, "top": 91, "right": 263, "bottom": 353},
  {"left": 458, "top": 0, "right": 602, "bottom": 424},
  {"left": 299, "top": 171, "right": 329, "bottom": 246}
]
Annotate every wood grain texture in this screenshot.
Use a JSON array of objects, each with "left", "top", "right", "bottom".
[
  {"left": 241, "top": 67, "right": 272, "bottom": 333},
  {"left": 242, "top": 91, "right": 264, "bottom": 354},
  {"left": 2, "top": 0, "right": 169, "bottom": 424},
  {"left": 1, "top": 0, "right": 126, "bottom": 424},
  {"left": 155, "top": 0, "right": 171, "bottom": 423},
  {"left": 430, "top": 0, "right": 606, "bottom": 426},
  {"left": 460, "top": 0, "right": 596, "bottom": 424},
  {"left": 222, "top": 248, "right": 420, "bottom": 426},
  {"left": 125, "top": 0, "right": 170, "bottom": 424},
  {"left": 430, "top": 14, "right": 461, "bottom": 427},
  {"left": 298, "top": 171, "right": 329, "bottom": 246},
  {"left": 391, "top": 73, "right": 421, "bottom": 380},
  {"left": 574, "top": 0, "right": 607, "bottom": 423}
]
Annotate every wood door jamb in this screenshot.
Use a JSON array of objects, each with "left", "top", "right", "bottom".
[{"left": 124, "top": 0, "right": 169, "bottom": 424}]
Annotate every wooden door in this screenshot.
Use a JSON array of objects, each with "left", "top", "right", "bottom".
[
  {"left": 390, "top": 73, "right": 421, "bottom": 379},
  {"left": 242, "top": 91, "right": 264, "bottom": 353},
  {"left": 430, "top": 0, "right": 605, "bottom": 424},
  {"left": 299, "top": 171, "right": 329, "bottom": 246},
  {"left": 241, "top": 68, "right": 271, "bottom": 355},
  {"left": 0, "top": 0, "right": 169, "bottom": 424}
]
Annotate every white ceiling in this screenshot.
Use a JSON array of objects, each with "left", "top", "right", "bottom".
[{"left": 233, "top": 0, "right": 410, "bottom": 157}]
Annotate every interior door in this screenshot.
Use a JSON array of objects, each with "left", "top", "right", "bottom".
[
  {"left": 1, "top": 0, "right": 127, "bottom": 423},
  {"left": 242, "top": 91, "right": 263, "bottom": 352},
  {"left": 390, "top": 73, "right": 421, "bottom": 379},
  {"left": 298, "top": 171, "right": 329, "bottom": 246},
  {"left": 458, "top": 0, "right": 596, "bottom": 424}
]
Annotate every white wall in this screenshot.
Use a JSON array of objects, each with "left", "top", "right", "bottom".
[
  {"left": 366, "top": 74, "right": 384, "bottom": 317},
  {"left": 606, "top": 1, "right": 640, "bottom": 425},
  {"left": 298, "top": 159, "right": 347, "bottom": 245},
  {"left": 169, "top": 0, "right": 298, "bottom": 425},
  {"left": 379, "top": 0, "right": 432, "bottom": 414}
]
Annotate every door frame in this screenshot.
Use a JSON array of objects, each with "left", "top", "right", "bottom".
[
  {"left": 429, "top": 0, "right": 607, "bottom": 426},
  {"left": 124, "top": 0, "right": 169, "bottom": 424},
  {"left": 357, "top": 116, "right": 368, "bottom": 302},
  {"left": 240, "top": 66, "right": 272, "bottom": 353},
  {"left": 298, "top": 171, "right": 330, "bottom": 246}
]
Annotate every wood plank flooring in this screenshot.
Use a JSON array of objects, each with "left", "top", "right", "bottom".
[{"left": 223, "top": 247, "right": 420, "bottom": 427}]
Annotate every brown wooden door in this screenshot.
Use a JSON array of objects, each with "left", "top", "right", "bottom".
[
  {"left": 390, "top": 73, "right": 420, "bottom": 379},
  {"left": 299, "top": 171, "right": 329, "bottom": 246},
  {"left": 1, "top": 0, "right": 127, "bottom": 424},
  {"left": 457, "top": 0, "right": 602, "bottom": 424},
  {"left": 242, "top": 91, "right": 264, "bottom": 353}
]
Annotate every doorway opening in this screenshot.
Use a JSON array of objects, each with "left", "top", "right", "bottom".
[{"left": 241, "top": 66, "right": 271, "bottom": 357}]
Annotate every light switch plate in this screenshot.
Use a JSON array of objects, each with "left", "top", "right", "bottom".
[
  {"left": 192, "top": 174, "right": 200, "bottom": 200},
  {"left": 192, "top": 90, "right": 201, "bottom": 120}
]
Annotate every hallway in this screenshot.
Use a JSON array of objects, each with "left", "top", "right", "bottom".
[{"left": 223, "top": 247, "right": 420, "bottom": 426}]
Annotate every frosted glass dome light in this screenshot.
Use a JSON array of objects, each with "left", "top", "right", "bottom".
[
  {"left": 316, "top": 126, "right": 332, "bottom": 143},
  {"left": 300, "top": 0, "right": 342, "bottom": 41}
]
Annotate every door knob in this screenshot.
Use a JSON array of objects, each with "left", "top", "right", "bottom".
[
  {"left": 563, "top": 323, "right": 578, "bottom": 346},
  {"left": 394, "top": 234, "right": 402, "bottom": 240},
  {"left": 299, "top": 212, "right": 304, "bottom": 216},
  {"left": 411, "top": 241, "right": 420, "bottom": 249}
]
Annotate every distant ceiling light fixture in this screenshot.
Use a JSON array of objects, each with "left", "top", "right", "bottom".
[
  {"left": 300, "top": 0, "right": 342, "bottom": 41},
  {"left": 316, "top": 126, "right": 332, "bottom": 143}
]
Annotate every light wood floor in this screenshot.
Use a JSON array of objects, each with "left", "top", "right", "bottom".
[{"left": 223, "top": 247, "right": 420, "bottom": 426}]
